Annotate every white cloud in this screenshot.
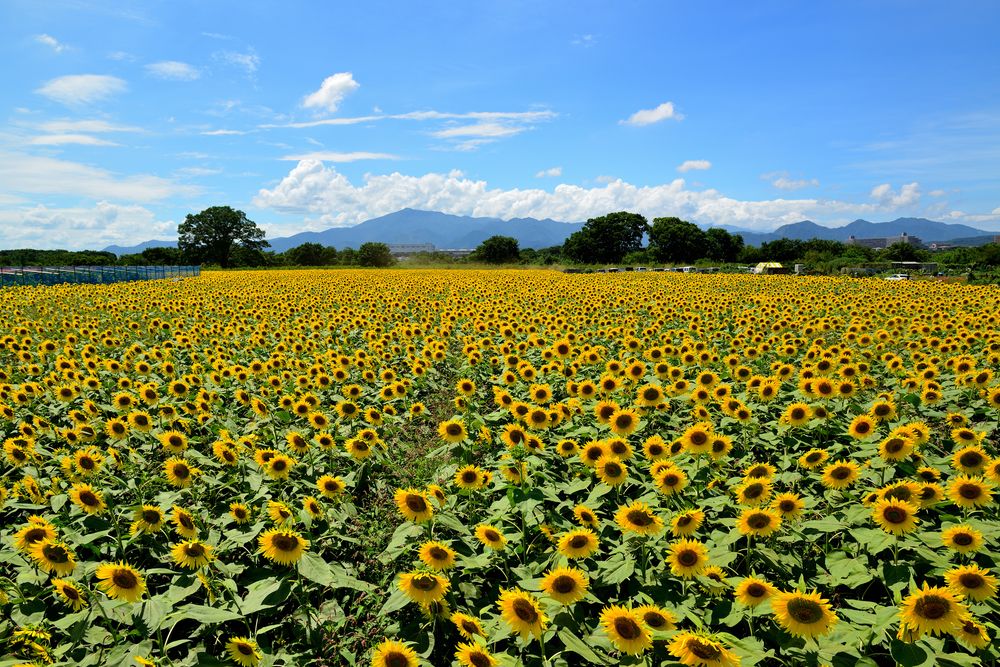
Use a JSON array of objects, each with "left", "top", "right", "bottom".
[
  {"left": 200, "top": 129, "right": 250, "bottom": 136},
  {"left": 431, "top": 123, "right": 523, "bottom": 139},
  {"left": 621, "top": 102, "right": 683, "bottom": 126},
  {"left": 762, "top": 172, "right": 820, "bottom": 190},
  {"left": 36, "top": 119, "right": 142, "bottom": 133},
  {"left": 36, "top": 34, "right": 68, "bottom": 53},
  {"left": 201, "top": 32, "right": 233, "bottom": 40},
  {"left": 572, "top": 34, "right": 596, "bottom": 47},
  {"left": 535, "top": 167, "right": 563, "bottom": 178},
  {"left": 29, "top": 134, "right": 119, "bottom": 146},
  {"left": 35, "top": 74, "right": 127, "bottom": 106},
  {"left": 253, "top": 161, "right": 933, "bottom": 231},
  {"left": 260, "top": 109, "right": 556, "bottom": 130},
  {"left": 216, "top": 50, "right": 260, "bottom": 74},
  {"left": 993, "top": 207, "right": 1000, "bottom": 215},
  {"left": 107, "top": 51, "right": 136, "bottom": 61},
  {"left": 0, "top": 202, "right": 176, "bottom": 250},
  {"left": 677, "top": 160, "right": 711, "bottom": 173},
  {"left": 870, "top": 182, "right": 920, "bottom": 207},
  {"left": 146, "top": 61, "right": 200, "bottom": 81},
  {"left": 278, "top": 151, "right": 399, "bottom": 162},
  {"left": 929, "top": 189, "right": 946, "bottom": 197},
  {"left": 302, "top": 72, "right": 360, "bottom": 114},
  {"left": 0, "top": 151, "right": 196, "bottom": 201}
]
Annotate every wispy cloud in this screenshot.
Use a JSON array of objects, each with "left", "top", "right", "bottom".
[
  {"left": 36, "top": 119, "right": 143, "bottom": 134},
  {"left": 146, "top": 61, "right": 201, "bottom": 81},
  {"left": 431, "top": 123, "right": 524, "bottom": 139},
  {"left": 535, "top": 166, "right": 562, "bottom": 178},
  {"left": 215, "top": 50, "right": 260, "bottom": 75},
  {"left": 302, "top": 72, "right": 360, "bottom": 114},
  {"left": 201, "top": 32, "right": 234, "bottom": 40},
  {"left": 35, "top": 34, "right": 68, "bottom": 53},
  {"left": 762, "top": 171, "right": 819, "bottom": 190},
  {"left": 35, "top": 74, "right": 127, "bottom": 107},
  {"left": 29, "top": 134, "right": 119, "bottom": 146},
  {"left": 200, "top": 129, "right": 251, "bottom": 136},
  {"left": 620, "top": 102, "right": 683, "bottom": 126},
  {"left": 572, "top": 34, "right": 596, "bottom": 47},
  {"left": 278, "top": 151, "right": 399, "bottom": 162},
  {"left": 677, "top": 160, "right": 711, "bottom": 172}
]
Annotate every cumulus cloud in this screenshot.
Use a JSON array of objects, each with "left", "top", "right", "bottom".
[
  {"left": 677, "top": 160, "right": 711, "bottom": 173},
  {"left": 146, "top": 61, "right": 200, "bottom": 81},
  {"left": 302, "top": 72, "right": 359, "bottom": 113},
  {"left": 35, "top": 74, "right": 127, "bottom": 106},
  {"left": 535, "top": 167, "right": 562, "bottom": 178},
  {"left": 620, "top": 102, "right": 682, "bottom": 126},
  {"left": 29, "top": 134, "right": 119, "bottom": 146},
  {"left": 763, "top": 172, "right": 820, "bottom": 190},
  {"left": 0, "top": 151, "right": 196, "bottom": 201},
  {"left": 215, "top": 50, "right": 260, "bottom": 74},
  {"left": 36, "top": 34, "right": 68, "bottom": 53},
  {"left": 0, "top": 202, "right": 176, "bottom": 250},
  {"left": 929, "top": 189, "right": 946, "bottom": 197},
  {"left": 870, "top": 182, "right": 920, "bottom": 207},
  {"left": 253, "top": 160, "right": 931, "bottom": 231},
  {"left": 279, "top": 151, "right": 399, "bottom": 162}
]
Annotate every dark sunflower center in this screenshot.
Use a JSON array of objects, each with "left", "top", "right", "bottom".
[
  {"left": 831, "top": 467, "right": 851, "bottom": 480},
  {"left": 273, "top": 534, "right": 299, "bottom": 551},
  {"left": 586, "top": 447, "right": 603, "bottom": 460},
  {"left": 468, "top": 652, "right": 491, "bottom": 667},
  {"left": 173, "top": 464, "right": 190, "bottom": 478},
  {"left": 678, "top": 549, "right": 699, "bottom": 566},
  {"left": 429, "top": 546, "right": 449, "bottom": 561},
  {"left": 779, "top": 500, "right": 797, "bottom": 512},
  {"left": 461, "top": 471, "right": 478, "bottom": 483},
  {"left": 744, "top": 484, "right": 764, "bottom": 499},
  {"left": 43, "top": 544, "right": 69, "bottom": 562},
  {"left": 649, "top": 444, "right": 664, "bottom": 455},
  {"left": 626, "top": 510, "right": 653, "bottom": 527},
  {"left": 874, "top": 405, "right": 890, "bottom": 416},
  {"left": 512, "top": 598, "right": 538, "bottom": 622},
  {"left": 747, "top": 513, "right": 771, "bottom": 529},
  {"left": 63, "top": 586, "right": 80, "bottom": 600},
  {"left": 915, "top": 595, "right": 949, "bottom": 620},
  {"left": 237, "top": 644, "right": 254, "bottom": 656},
  {"left": 688, "top": 639, "right": 722, "bottom": 660},
  {"left": 272, "top": 460, "right": 287, "bottom": 471},
  {"left": 179, "top": 515, "right": 194, "bottom": 529},
  {"left": 405, "top": 495, "right": 427, "bottom": 513},
  {"left": 613, "top": 616, "right": 642, "bottom": 640},
  {"left": 677, "top": 515, "right": 692, "bottom": 526},
  {"left": 643, "top": 389, "right": 659, "bottom": 400},
  {"left": 883, "top": 506, "right": 908, "bottom": 524},
  {"left": 690, "top": 432, "right": 707, "bottom": 446},
  {"left": 952, "top": 533, "right": 973, "bottom": 546},
  {"left": 446, "top": 424, "right": 463, "bottom": 436},
  {"left": 806, "top": 452, "right": 822, "bottom": 463},
  {"left": 604, "top": 462, "right": 623, "bottom": 477},
  {"left": 552, "top": 575, "right": 577, "bottom": 594},
  {"left": 786, "top": 597, "right": 824, "bottom": 624},
  {"left": 112, "top": 569, "right": 138, "bottom": 589},
  {"left": 958, "top": 484, "right": 982, "bottom": 500},
  {"left": 324, "top": 481, "right": 339, "bottom": 491},
  {"left": 412, "top": 575, "right": 439, "bottom": 591},
  {"left": 885, "top": 438, "right": 906, "bottom": 453},
  {"left": 168, "top": 436, "right": 183, "bottom": 447},
  {"left": 462, "top": 620, "right": 479, "bottom": 634},
  {"left": 855, "top": 422, "right": 871, "bottom": 434},
  {"left": 79, "top": 491, "right": 99, "bottom": 506},
  {"left": 643, "top": 611, "right": 667, "bottom": 628},
  {"left": 746, "top": 583, "right": 767, "bottom": 597},
  {"left": 568, "top": 535, "right": 588, "bottom": 549},
  {"left": 663, "top": 473, "right": 679, "bottom": 486},
  {"left": 958, "top": 573, "right": 984, "bottom": 589},
  {"left": 185, "top": 543, "right": 205, "bottom": 557},
  {"left": 614, "top": 415, "right": 633, "bottom": 429},
  {"left": 959, "top": 452, "right": 983, "bottom": 467}
]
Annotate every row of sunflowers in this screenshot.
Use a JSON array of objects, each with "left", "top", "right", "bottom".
[{"left": 1, "top": 269, "right": 998, "bottom": 667}]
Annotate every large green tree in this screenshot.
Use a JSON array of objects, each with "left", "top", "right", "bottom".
[
  {"left": 474, "top": 235, "right": 520, "bottom": 264},
  {"left": 648, "top": 217, "right": 707, "bottom": 263},
  {"left": 177, "top": 206, "right": 269, "bottom": 268},
  {"left": 562, "top": 211, "right": 649, "bottom": 264},
  {"left": 357, "top": 242, "right": 395, "bottom": 267},
  {"left": 285, "top": 242, "right": 338, "bottom": 266}
]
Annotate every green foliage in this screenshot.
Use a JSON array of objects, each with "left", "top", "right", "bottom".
[
  {"left": 563, "top": 211, "right": 649, "bottom": 264},
  {"left": 283, "top": 242, "right": 339, "bottom": 266},
  {"left": 648, "top": 217, "right": 708, "bottom": 263},
  {"left": 177, "top": 206, "right": 269, "bottom": 268},
  {"left": 473, "top": 235, "right": 520, "bottom": 264},
  {"left": 357, "top": 242, "right": 395, "bottom": 267},
  {"left": 0, "top": 249, "right": 118, "bottom": 266}
]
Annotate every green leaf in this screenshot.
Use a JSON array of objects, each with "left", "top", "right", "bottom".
[
  {"left": 890, "top": 639, "right": 932, "bottom": 667},
  {"left": 241, "top": 578, "right": 291, "bottom": 614},
  {"left": 598, "top": 552, "right": 635, "bottom": 584},
  {"left": 557, "top": 627, "right": 608, "bottom": 664},
  {"left": 298, "top": 550, "right": 336, "bottom": 587},
  {"left": 379, "top": 522, "right": 423, "bottom": 564},
  {"left": 171, "top": 603, "right": 243, "bottom": 624},
  {"left": 379, "top": 586, "right": 411, "bottom": 615}
]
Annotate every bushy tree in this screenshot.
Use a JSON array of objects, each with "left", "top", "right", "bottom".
[
  {"left": 563, "top": 211, "right": 648, "bottom": 264},
  {"left": 881, "top": 242, "right": 930, "bottom": 262},
  {"left": 285, "top": 242, "right": 338, "bottom": 266},
  {"left": 357, "top": 242, "right": 395, "bottom": 267},
  {"left": 474, "top": 235, "right": 520, "bottom": 264},
  {"left": 177, "top": 206, "right": 269, "bottom": 268},
  {"left": 704, "top": 228, "right": 745, "bottom": 262},
  {"left": 648, "top": 217, "right": 706, "bottom": 263}
]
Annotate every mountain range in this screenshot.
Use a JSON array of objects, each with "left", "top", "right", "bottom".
[{"left": 102, "top": 210, "right": 998, "bottom": 255}]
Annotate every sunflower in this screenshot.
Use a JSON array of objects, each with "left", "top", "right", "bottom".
[
  {"left": 427, "top": 484, "right": 447, "bottom": 505},
  {"left": 737, "top": 508, "right": 782, "bottom": 538},
  {"left": 165, "top": 457, "right": 198, "bottom": 488},
  {"left": 600, "top": 605, "right": 651, "bottom": 655},
  {"left": 475, "top": 524, "right": 507, "bottom": 551},
  {"left": 595, "top": 455, "right": 629, "bottom": 487},
  {"left": 454, "top": 642, "right": 497, "bottom": 667},
  {"left": 438, "top": 419, "right": 468, "bottom": 443},
  {"left": 608, "top": 408, "right": 641, "bottom": 436},
  {"left": 556, "top": 438, "right": 580, "bottom": 457},
  {"left": 615, "top": 501, "right": 664, "bottom": 536},
  {"left": 847, "top": 414, "right": 877, "bottom": 440},
  {"left": 573, "top": 504, "right": 600, "bottom": 528},
  {"left": 264, "top": 453, "right": 295, "bottom": 479},
  {"left": 667, "top": 539, "right": 709, "bottom": 578},
  {"left": 230, "top": 502, "right": 252, "bottom": 524},
  {"left": 73, "top": 449, "right": 102, "bottom": 476},
  {"left": 636, "top": 383, "right": 664, "bottom": 407},
  {"left": 820, "top": 460, "right": 860, "bottom": 490},
  {"left": 671, "top": 509, "right": 705, "bottom": 537},
  {"left": 654, "top": 465, "right": 688, "bottom": 496},
  {"left": 579, "top": 440, "right": 609, "bottom": 467},
  {"left": 952, "top": 620, "right": 991, "bottom": 650},
  {"left": 267, "top": 500, "right": 294, "bottom": 525},
  {"left": 395, "top": 488, "right": 434, "bottom": 522},
  {"left": 303, "top": 496, "right": 323, "bottom": 519},
  {"left": 667, "top": 632, "right": 740, "bottom": 667},
  {"left": 317, "top": 474, "right": 346, "bottom": 498},
  {"left": 13, "top": 517, "right": 57, "bottom": 552},
  {"left": 557, "top": 528, "right": 599, "bottom": 559},
  {"left": 681, "top": 422, "right": 713, "bottom": 454},
  {"left": 171, "top": 540, "right": 214, "bottom": 570},
  {"left": 771, "top": 590, "right": 837, "bottom": 638},
  {"left": 952, "top": 445, "right": 990, "bottom": 475},
  {"left": 226, "top": 636, "right": 262, "bottom": 667},
  {"left": 172, "top": 505, "right": 199, "bottom": 539},
  {"left": 541, "top": 566, "right": 589, "bottom": 605},
  {"left": 497, "top": 588, "right": 547, "bottom": 640},
  {"left": 69, "top": 482, "right": 106, "bottom": 514},
  {"left": 636, "top": 603, "right": 676, "bottom": 631},
  {"left": 399, "top": 570, "right": 449, "bottom": 604},
  {"left": 771, "top": 493, "right": 805, "bottom": 520},
  {"left": 941, "top": 524, "right": 983, "bottom": 554},
  {"left": 454, "top": 465, "right": 487, "bottom": 490},
  {"left": 898, "top": 583, "right": 970, "bottom": 640},
  {"left": 945, "top": 565, "right": 997, "bottom": 602},
  {"left": 798, "top": 448, "right": 829, "bottom": 470},
  {"left": 28, "top": 538, "right": 76, "bottom": 576},
  {"left": 782, "top": 402, "right": 812, "bottom": 426},
  {"left": 735, "top": 479, "right": 772, "bottom": 507},
  {"left": 947, "top": 475, "right": 994, "bottom": 508},
  {"left": 450, "top": 612, "right": 485, "bottom": 639},
  {"left": 418, "top": 541, "right": 456, "bottom": 570},
  {"left": 735, "top": 577, "right": 776, "bottom": 607},
  {"left": 157, "top": 430, "right": 188, "bottom": 454},
  {"left": 95, "top": 562, "right": 146, "bottom": 602},
  {"left": 52, "top": 578, "right": 87, "bottom": 611},
  {"left": 258, "top": 529, "right": 309, "bottom": 565},
  {"left": 127, "top": 410, "right": 154, "bottom": 432}
]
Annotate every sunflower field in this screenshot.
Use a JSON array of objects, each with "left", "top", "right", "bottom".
[{"left": 1, "top": 269, "right": 999, "bottom": 667}]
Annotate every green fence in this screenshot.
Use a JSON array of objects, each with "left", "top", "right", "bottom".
[{"left": 0, "top": 265, "right": 200, "bottom": 287}]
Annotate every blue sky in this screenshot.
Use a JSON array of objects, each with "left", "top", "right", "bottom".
[{"left": 2, "top": 0, "right": 999, "bottom": 249}]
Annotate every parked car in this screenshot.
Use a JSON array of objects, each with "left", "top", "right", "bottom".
[{"left": 884, "top": 274, "right": 910, "bottom": 281}]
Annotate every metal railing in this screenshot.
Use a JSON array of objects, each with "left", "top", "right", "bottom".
[{"left": 0, "top": 265, "right": 201, "bottom": 287}]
